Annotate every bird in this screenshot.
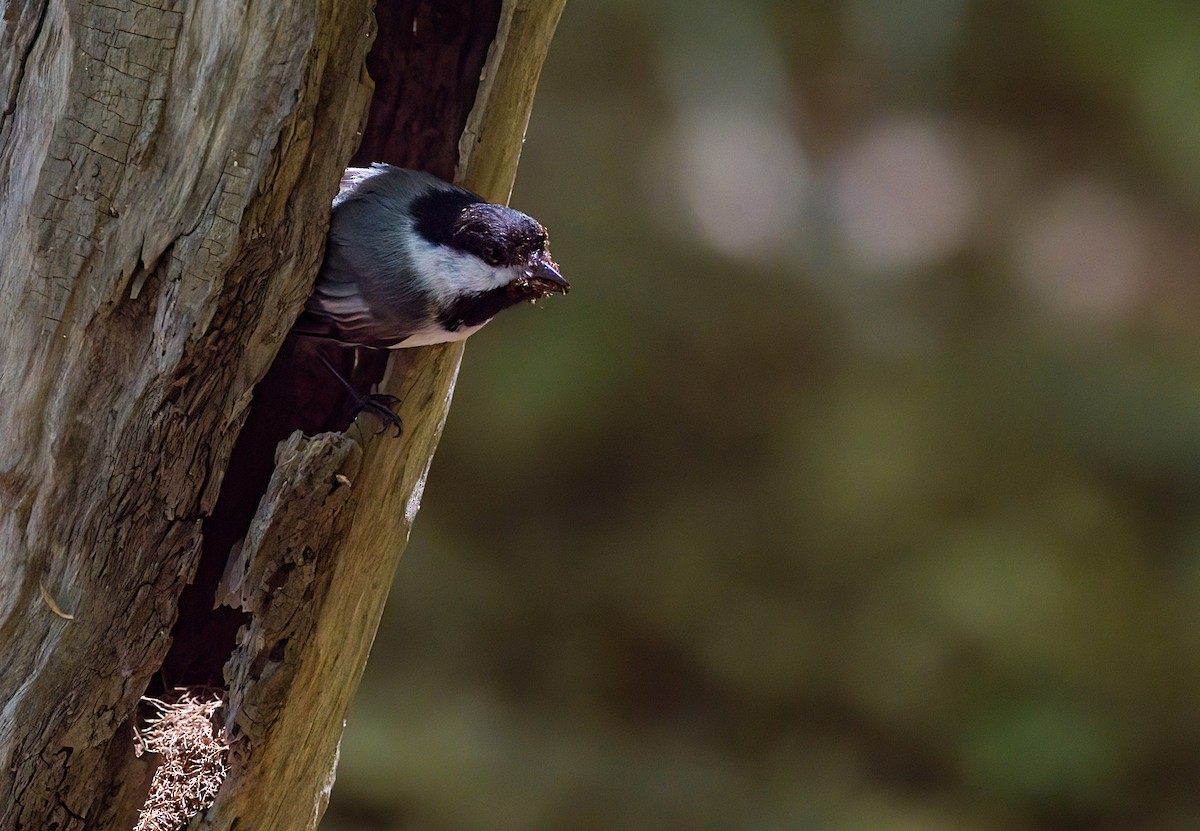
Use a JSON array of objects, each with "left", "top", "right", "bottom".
[
  {"left": 294, "top": 164, "right": 569, "bottom": 350},
  {"left": 290, "top": 164, "right": 569, "bottom": 433}
]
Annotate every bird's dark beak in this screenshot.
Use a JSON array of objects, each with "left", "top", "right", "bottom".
[{"left": 527, "top": 255, "right": 570, "bottom": 295}]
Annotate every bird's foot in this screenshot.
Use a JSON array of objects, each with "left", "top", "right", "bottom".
[
  {"left": 314, "top": 351, "right": 404, "bottom": 437},
  {"left": 355, "top": 391, "right": 403, "bottom": 437}
]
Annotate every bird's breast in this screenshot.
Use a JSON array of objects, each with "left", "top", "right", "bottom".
[{"left": 386, "top": 319, "right": 491, "bottom": 349}]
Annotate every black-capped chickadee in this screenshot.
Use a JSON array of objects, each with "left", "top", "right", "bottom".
[{"left": 294, "top": 164, "right": 569, "bottom": 350}]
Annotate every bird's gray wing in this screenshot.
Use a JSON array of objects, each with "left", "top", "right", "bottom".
[{"left": 294, "top": 166, "right": 444, "bottom": 348}]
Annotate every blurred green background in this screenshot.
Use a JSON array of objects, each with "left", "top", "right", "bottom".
[{"left": 325, "top": 2, "right": 1200, "bottom": 829}]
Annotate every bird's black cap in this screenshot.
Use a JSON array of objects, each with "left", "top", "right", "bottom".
[{"left": 411, "top": 187, "right": 549, "bottom": 267}]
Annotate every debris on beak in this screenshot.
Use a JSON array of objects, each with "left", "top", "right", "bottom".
[{"left": 526, "top": 256, "right": 569, "bottom": 296}]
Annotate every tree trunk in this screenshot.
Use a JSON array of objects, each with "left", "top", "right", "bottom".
[{"left": 0, "top": 0, "right": 565, "bottom": 828}]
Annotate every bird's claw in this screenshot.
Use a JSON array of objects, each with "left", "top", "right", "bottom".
[
  {"left": 313, "top": 351, "right": 404, "bottom": 438},
  {"left": 356, "top": 392, "right": 403, "bottom": 437}
]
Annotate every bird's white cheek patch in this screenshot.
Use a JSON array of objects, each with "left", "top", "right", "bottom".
[{"left": 409, "top": 241, "right": 515, "bottom": 296}]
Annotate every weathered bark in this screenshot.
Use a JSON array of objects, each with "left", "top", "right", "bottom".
[{"left": 0, "top": 0, "right": 565, "bottom": 827}]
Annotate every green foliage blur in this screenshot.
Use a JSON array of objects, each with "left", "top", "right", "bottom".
[{"left": 326, "top": 2, "right": 1200, "bottom": 829}]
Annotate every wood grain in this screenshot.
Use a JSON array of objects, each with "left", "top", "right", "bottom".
[
  {"left": 0, "top": 0, "right": 374, "bottom": 825},
  {"left": 0, "top": 0, "right": 566, "bottom": 827}
]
